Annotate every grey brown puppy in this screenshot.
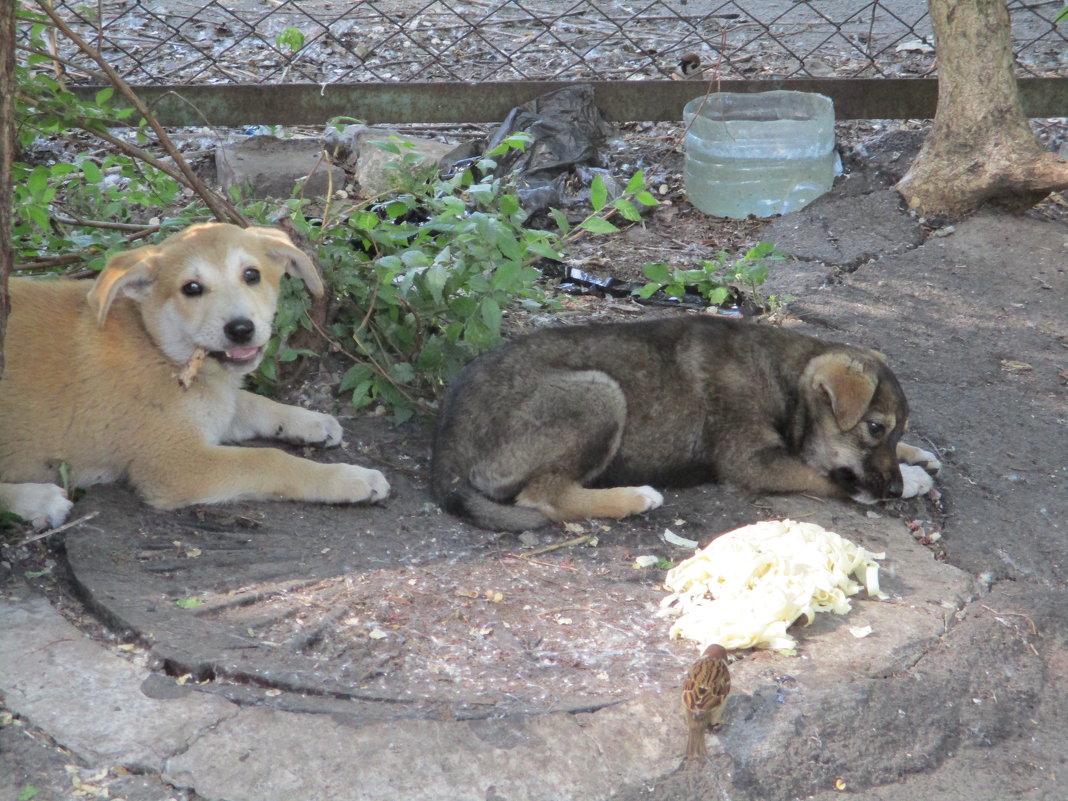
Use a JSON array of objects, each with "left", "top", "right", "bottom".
[{"left": 431, "top": 316, "right": 939, "bottom": 531}]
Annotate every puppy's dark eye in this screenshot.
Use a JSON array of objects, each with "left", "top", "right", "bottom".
[
  {"left": 866, "top": 421, "right": 886, "bottom": 438},
  {"left": 181, "top": 281, "right": 204, "bottom": 297},
  {"left": 243, "top": 268, "right": 261, "bottom": 285}
]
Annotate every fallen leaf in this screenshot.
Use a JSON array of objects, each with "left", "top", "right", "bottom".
[{"left": 662, "top": 528, "right": 699, "bottom": 549}]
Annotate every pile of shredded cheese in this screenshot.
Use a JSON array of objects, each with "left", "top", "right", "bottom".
[{"left": 660, "top": 519, "right": 887, "bottom": 653}]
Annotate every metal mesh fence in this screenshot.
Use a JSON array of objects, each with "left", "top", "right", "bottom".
[{"left": 29, "top": 0, "right": 1068, "bottom": 87}]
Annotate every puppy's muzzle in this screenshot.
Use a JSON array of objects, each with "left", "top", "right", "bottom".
[
  {"left": 835, "top": 464, "right": 904, "bottom": 503},
  {"left": 211, "top": 316, "right": 263, "bottom": 368}
]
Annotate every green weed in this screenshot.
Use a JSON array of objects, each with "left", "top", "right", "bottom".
[{"left": 636, "top": 241, "right": 788, "bottom": 312}]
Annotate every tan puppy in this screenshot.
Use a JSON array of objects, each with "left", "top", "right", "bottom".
[{"left": 0, "top": 223, "right": 388, "bottom": 529}]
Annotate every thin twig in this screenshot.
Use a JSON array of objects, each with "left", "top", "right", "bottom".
[
  {"left": 18, "top": 511, "right": 100, "bottom": 545},
  {"left": 981, "top": 605, "right": 1038, "bottom": 636},
  {"left": 502, "top": 554, "right": 579, "bottom": 571},
  {"left": 77, "top": 125, "right": 188, "bottom": 183},
  {"left": 513, "top": 533, "right": 593, "bottom": 557},
  {"left": 15, "top": 252, "right": 91, "bottom": 271},
  {"left": 16, "top": 225, "right": 162, "bottom": 271},
  {"left": 52, "top": 215, "right": 160, "bottom": 232},
  {"left": 14, "top": 42, "right": 110, "bottom": 83}
]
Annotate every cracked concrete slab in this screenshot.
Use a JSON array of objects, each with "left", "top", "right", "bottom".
[
  {"left": 164, "top": 698, "right": 679, "bottom": 801},
  {"left": 0, "top": 581, "right": 238, "bottom": 770}
]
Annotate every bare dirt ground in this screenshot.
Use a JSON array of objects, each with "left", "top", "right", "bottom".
[{"left": 2, "top": 124, "right": 1068, "bottom": 801}]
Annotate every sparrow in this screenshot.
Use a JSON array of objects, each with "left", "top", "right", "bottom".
[
  {"left": 674, "top": 53, "right": 703, "bottom": 80},
  {"left": 681, "top": 643, "right": 731, "bottom": 759}
]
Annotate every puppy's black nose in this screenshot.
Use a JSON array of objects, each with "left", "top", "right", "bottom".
[{"left": 224, "top": 317, "right": 255, "bottom": 344}]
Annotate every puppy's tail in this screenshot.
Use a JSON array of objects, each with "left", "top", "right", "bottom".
[{"left": 432, "top": 475, "right": 550, "bottom": 532}]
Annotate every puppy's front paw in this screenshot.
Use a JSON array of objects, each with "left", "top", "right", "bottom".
[
  {"left": 284, "top": 409, "right": 344, "bottom": 447},
  {"left": 322, "top": 464, "right": 390, "bottom": 504},
  {"left": 0, "top": 483, "right": 73, "bottom": 529},
  {"left": 914, "top": 448, "right": 941, "bottom": 476},
  {"left": 899, "top": 463, "right": 935, "bottom": 499},
  {"left": 898, "top": 443, "right": 942, "bottom": 476}
]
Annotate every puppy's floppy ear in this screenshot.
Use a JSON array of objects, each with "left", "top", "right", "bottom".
[
  {"left": 86, "top": 245, "right": 162, "bottom": 327},
  {"left": 247, "top": 226, "right": 324, "bottom": 298},
  {"left": 804, "top": 351, "right": 878, "bottom": 431}
]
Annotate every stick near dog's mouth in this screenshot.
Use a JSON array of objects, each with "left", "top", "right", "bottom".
[
  {"left": 176, "top": 345, "right": 263, "bottom": 389},
  {"left": 177, "top": 347, "right": 209, "bottom": 390}
]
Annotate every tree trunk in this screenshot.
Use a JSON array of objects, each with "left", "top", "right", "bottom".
[
  {"left": 896, "top": 0, "right": 1068, "bottom": 217},
  {"left": 0, "top": 0, "right": 16, "bottom": 378}
]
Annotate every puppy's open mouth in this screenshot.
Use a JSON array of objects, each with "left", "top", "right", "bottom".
[{"left": 210, "top": 345, "right": 263, "bottom": 366}]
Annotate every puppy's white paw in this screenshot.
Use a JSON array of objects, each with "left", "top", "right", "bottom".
[
  {"left": 283, "top": 409, "right": 344, "bottom": 447},
  {"left": 899, "top": 464, "right": 935, "bottom": 499},
  {"left": 634, "top": 485, "right": 664, "bottom": 512},
  {"left": 911, "top": 447, "right": 942, "bottom": 476},
  {"left": 0, "top": 483, "right": 73, "bottom": 529},
  {"left": 322, "top": 464, "right": 390, "bottom": 504},
  {"left": 899, "top": 443, "right": 942, "bottom": 475}
]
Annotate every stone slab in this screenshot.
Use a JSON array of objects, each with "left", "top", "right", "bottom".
[
  {"left": 165, "top": 698, "right": 678, "bottom": 801},
  {"left": 0, "top": 581, "right": 238, "bottom": 770},
  {"left": 217, "top": 135, "right": 347, "bottom": 199}
]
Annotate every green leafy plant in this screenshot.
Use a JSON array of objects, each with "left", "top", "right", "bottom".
[
  {"left": 636, "top": 242, "right": 787, "bottom": 311},
  {"left": 275, "top": 27, "right": 306, "bottom": 53},
  {"left": 252, "top": 139, "right": 662, "bottom": 422},
  {"left": 14, "top": 17, "right": 208, "bottom": 271},
  {"left": 549, "top": 171, "right": 659, "bottom": 237},
  {"left": 271, "top": 134, "right": 561, "bottom": 422}
]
